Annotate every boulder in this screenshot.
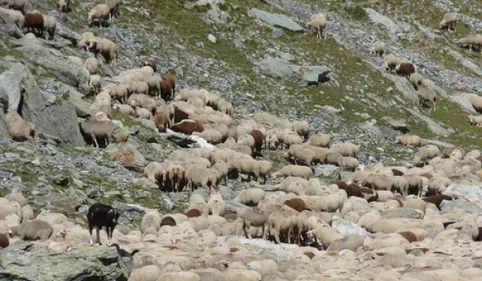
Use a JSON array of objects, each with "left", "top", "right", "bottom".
[
  {"left": 0, "top": 241, "right": 130, "bottom": 281},
  {"left": 256, "top": 58, "right": 331, "bottom": 85},
  {"left": 381, "top": 207, "right": 424, "bottom": 219},
  {"left": 249, "top": 9, "right": 303, "bottom": 32},
  {"left": 0, "top": 61, "right": 85, "bottom": 146}
]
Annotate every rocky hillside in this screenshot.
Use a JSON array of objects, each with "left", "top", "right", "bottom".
[{"left": 0, "top": 0, "right": 482, "bottom": 279}]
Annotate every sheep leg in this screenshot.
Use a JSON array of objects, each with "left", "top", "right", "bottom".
[
  {"left": 89, "top": 224, "right": 94, "bottom": 245},
  {"left": 96, "top": 227, "right": 101, "bottom": 245},
  {"left": 91, "top": 133, "right": 99, "bottom": 148},
  {"left": 242, "top": 221, "right": 249, "bottom": 239}
]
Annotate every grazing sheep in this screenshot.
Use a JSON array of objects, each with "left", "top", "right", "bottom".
[
  {"left": 22, "top": 12, "right": 43, "bottom": 36},
  {"left": 272, "top": 165, "right": 313, "bottom": 180},
  {"left": 86, "top": 37, "right": 118, "bottom": 65},
  {"left": 208, "top": 192, "right": 226, "bottom": 216},
  {"left": 42, "top": 14, "right": 56, "bottom": 40},
  {"left": 57, "top": 0, "right": 70, "bottom": 12},
  {"left": 250, "top": 129, "right": 264, "bottom": 156},
  {"left": 128, "top": 265, "right": 162, "bottom": 281},
  {"left": 87, "top": 203, "right": 121, "bottom": 246},
  {"left": 2, "top": 0, "right": 28, "bottom": 14},
  {"left": 307, "top": 225, "right": 344, "bottom": 248},
  {"left": 307, "top": 134, "right": 331, "bottom": 147},
  {"left": 237, "top": 207, "right": 270, "bottom": 239},
  {"left": 338, "top": 156, "right": 359, "bottom": 172},
  {"left": 395, "top": 135, "right": 422, "bottom": 147},
  {"left": 323, "top": 151, "right": 343, "bottom": 166},
  {"left": 456, "top": 34, "right": 482, "bottom": 52},
  {"left": 234, "top": 188, "right": 266, "bottom": 206},
  {"left": 9, "top": 219, "right": 53, "bottom": 241},
  {"left": 413, "top": 145, "right": 440, "bottom": 166},
  {"left": 439, "top": 12, "right": 457, "bottom": 31},
  {"left": 468, "top": 115, "right": 482, "bottom": 127},
  {"left": 5, "top": 112, "right": 35, "bottom": 147},
  {"left": 105, "top": 0, "right": 120, "bottom": 18},
  {"left": 165, "top": 164, "right": 185, "bottom": 192},
  {"left": 293, "top": 121, "right": 310, "bottom": 141},
  {"left": 285, "top": 144, "right": 315, "bottom": 167},
  {"left": 217, "top": 98, "right": 233, "bottom": 116},
  {"left": 134, "top": 107, "right": 152, "bottom": 119},
  {"left": 409, "top": 72, "right": 424, "bottom": 90},
  {"left": 79, "top": 119, "right": 116, "bottom": 148},
  {"left": 89, "top": 75, "right": 102, "bottom": 94},
  {"left": 422, "top": 194, "right": 456, "bottom": 210},
  {"left": 370, "top": 41, "right": 386, "bottom": 57},
  {"left": 396, "top": 62, "right": 416, "bottom": 78},
  {"left": 21, "top": 205, "right": 34, "bottom": 222},
  {"left": 83, "top": 57, "right": 99, "bottom": 75},
  {"left": 88, "top": 4, "right": 111, "bottom": 27},
  {"left": 212, "top": 160, "right": 228, "bottom": 184},
  {"left": 306, "top": 13, "right": 327, "bottom": 39},
  {"left": 139, "top": 58, "right": 157, "bottom": 72},
  {"left": 283, "top": 198, "right": 306, "bottom": 212},
  {"left": 0, "top": 233, "right": 9, "bottom": 248},
  {"left": 160, "top": 216, "right": 176, "bottom": 227},
  {"left": 170, "top": 120, "right": 204, "bottom": 135},
  {"left": 162, "top": 73, "right": 176, "bottom": 98},
  {"left": 331, "top": 142, "right": 360, "bottom": 158},
  {"left": 0, "top": 7, "right": 24, "bottom": 28},
  {"left": 362, "top": 174, "right": 394, "bottom": 191},
  {"left": 140, "top": 210, "right": 162, "bottom": 233},
  {"left": 418, "top": 87, "right": 437, "bottom": 112}
]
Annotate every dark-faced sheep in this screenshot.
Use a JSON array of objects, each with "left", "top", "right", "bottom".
[
  {"left": 160, "top": 79, "right": 173, "bottom": 101},
  {"left": 57, "top": 0, "right": 70, "bottom": 12},
  {"left": 250, "top": 129, "right": 264, "bottom": 157},
  {"left": 105, "top": 0, "right": 120, "bottom": 18},
  {"left": 439, "top": 12, "right": 457, "bottom": 31},
  {"left": 22, "top": 12, "right": 43, "bottom": 36},
  {"left": 370, "top": 41, "right": 386, "bottom": 57},
  {"left": 170, "top": 119, "right": 204, "bottom": 135},
  {"left": 9, "top": 219, "right": 53, "bottom": 241},
  {"left": 86, "top": 37, "right": 118, "bottom": 65},
  {"left": 87, "top": 203, "right": 121, "bottom": 246},
  {"left": 0, "top": 233, "right": 9, "bottom": 248},
  {"left": 5, "top": 112, "right": 35, "bottom": 147},
  {"left": 140, "top": 58, "right": 157, "bottom": 72},
  {"left": 396, "top": 62, "right": 416, "bottom": 79},
  {"left": 79, "top": 119, "right": 116, "bottom": 148}
]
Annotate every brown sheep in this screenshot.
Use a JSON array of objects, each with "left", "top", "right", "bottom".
[
  {"left": 170, "top": 120, "right": 204, "bottom": 135},
  {"left": 422, "top": 194, "right": 456, "bottom": 210},
  {"left": 391, "top": 169, "right": 404, "bottom": 176},
  {"left": 185, "top": 209, "right": 202, "bottom": 218},
  {"left": 334, "top": 181, "right": 348, "bottom": 190},
  {"left": 162, "top": 73, "right": 176, "bottom": 97},
  {"left": 5, "top": 112, "right": 35, "bottom": 147},
  {"left": 0, "top": 233, "right": 9, "bottom": 248},
  {"left": 173, "top": 106, "right": 190, "bottom": 123},
  {"left": 160, "top": 79, "right": 173, "bottom": 101},
  {"left": 153, "top": 112, "right": 167, "bottom": 132},
  {"left": 22, "top": 12, "right": 43, "bottom": 36},
  {"left": 140, "top": 58, "right": 157, "bottom": 72},
  {"left": 160, "top": 216, "right": 176, "bottom": 227},
  {"left": 396, "top": 62, "right": 416, "bottom": 78},
  {"left": 398, "top": 231, "right": 418, "bottom": 243},
  {"left": 283, "top": 198, "right": 306, "bottom": 212},
  {"left": 250, "top": 129, "right": 264, "bottom": 157}
]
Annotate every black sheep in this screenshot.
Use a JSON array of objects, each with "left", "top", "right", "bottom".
[{"left": 87, "top": 203, "right": 121, "bottom": 246}]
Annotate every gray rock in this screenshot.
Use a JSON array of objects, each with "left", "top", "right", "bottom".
[
  {"left": 406, "top": 108, "right": 451, "bottom": 136},
  {"left": 440, "top": 199, "right": 482, "bottom": 214},
  {"left": 445, "top": 184, "right": 482, "bottom": 202},
  {"left": 0, "top": 241, "right": 130, "bottom": 281},
  {"left": 0, "top": 62, "right": 85, "bottom": 146},
  {"left": 301, "top": 65, "right": 331, "bottom": 85},
  {"left": 208, "top": 34, "right": 216, "bottom": 43},
  {"left": 364, "top": 8, "right": 402, "bottom": 34},
  {"left": 106, "top": 141, "right": 147, "bottom": 168},
  {"left": 382, "top": 116, "right": 409, "bottom": 133},
  {"left": 13, "top": 35, "right": 90, "bottom": 92},
  {"left": 381, "top": 207, "right": 424, "bottom": 219},
  {"left": 315, "top": 164, "right": 341, "bottom": 179},
  {"left": 256, "top": 58, "right": 330, "bottom": 85},
  {"left": 451, "top": 96, "right": 476, "bottom": 113},
  {"left": 249, "top": 8, "right": 303, "bottom": 32}
]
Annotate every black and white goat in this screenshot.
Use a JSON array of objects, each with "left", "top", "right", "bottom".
[{"left": 87, "top": 203, "right": 121, "bottom": 246}]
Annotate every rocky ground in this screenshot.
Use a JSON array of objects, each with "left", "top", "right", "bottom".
[{"left": 0, "top": 0, "right": 482, "bottom": 279}]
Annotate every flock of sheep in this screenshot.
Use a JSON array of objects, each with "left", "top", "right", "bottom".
[{"left": 2, "top": 1, "right": 482, "bottom": 281}]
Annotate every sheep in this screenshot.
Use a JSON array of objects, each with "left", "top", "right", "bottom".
[
  {"left": 89, "top": 75, "right": 102, "bottom": 94},
  {"left": 293, "top": 121, "right": 310, "bottom": 141},
  {"left": 165, "top": 164, "right": 185, "bottom": 192},
  {"left": 212, "top": 161, "right": 228, "bottom": 184},
  {"left": 83, "top": 57, "right": 100, "bottom": 75},
  {"left": 162, "top": 73, "right": 176, "bottom": 98},
  {"left": 272, "top": 165, "right": 313, "bottom": 180},
  {"left": 281, "top": 132, "right": 303, "bottom": 148},
  {"left": 236, "top": 207, "right": 269, "bottom": 239},
  {"left": 422, "top": 194, "right": 456, "bottom": 210},
  {"left": 86, "top": 37, "right": 118, "bottom": 65},
  {"left": 469, "top": 115, "right": 482, "bottom": 126},
  {"left": 306, "top": 225, "right": 344, "bottom": 248},
  {"left": 139, "top": 58, "right": 157, "bottom": 72},
  {"left": 5, "top": 112, "right": 35, "bottom": 147},
  {"left": 439, "top": 12, "right": 457, "bottom": 31},
  {"left": 418, "top": 87, "right": 437, "bottom": 112},
  {"left": 409, "top": 72, "right": 424, "bottom": 90},
  {"left": 306, "top": 13, "right": 327, "bottom": 39},
  {"left": 456, "top": 34, "right": 482, "bottom": 52},
  {"left": 21, "top": 205, "right": 34, "bottom": 222},
  {"left": 87, "top": 203, "right": 121, "bottom": 246},
  {"left": 234, "top": 188, "right": 266, "bottom": 206},
  {"left": 128, "top": 265, "right": 162, "bottom": 281},
  {"left": 264, "top": 205, "right": 298, "bottom": 243},
  {"left": 331, "top": 142, "right": 360, "bottom": 158},
  {"left": 193, "top": 130, "right": 223, "bottom": 145},
  {"left": 383, "top": 54, "right": 399, "bottom": 73},
  {"left": 0, "top": 7, "right": 24, "bottom": 28},
  {"left": 79, "top": 119, "right": 116, "bottom": 148},
  {"left": 257, "top": 160, "right": 272, "bottom": 184},
  {"left": 395, "top": 135, "right": 422, "bottom": 147},
  {"left": 250, "top": 129, "right": 264, "bottom": 157},
  {"left": 105, "top": 0, "right": 120, "bottom": 18},
  {"left": 140, "top": 210, "right": 162, "bottom": 233},
  {"left": 361, "top": 174, "right": 393, "bottom": 191},
  {"left": 134, "top": 107, "right": 152, "bottom": 119},
  {"left": 413, "top": 145, "right": 440, "bottom": 166},
  {"left": 283, "top": 198, "right": 306, "bottom": 212},
  {"left": 9, "top": 219, "right": 53, "bottom": 240},
  {"left": 170, "top": 120, "right": 204, "bottom": 135},
  {"left": 370, "top": 41, "right": 386, "bottom": 57},
  {"left": 57, "top": 0, "right": 70, "bottom": 12},
  {"left": 284, "top": 144, "right": 315, "bottom": 167},
  {"left": 338, "top": 156, "right": 359, "bottom": 172},
  {"left": 185, "top": 167, "right": 220, "bottom": 192},
  {"left": 217, "top": 98, "right": 233, "bottom": 116},
  {"left": 396, "top": 62, "right": 416, "bottom": 78},
  {"left": 160, "top": 79, "right": 173, "bottom": 101},
  {"left": 207, "top": 192, "right": 226, "bottom": 216},
  {"left": 22, "top": 12, "right": 43, "bottom": 36},
  {"left": 1, "top": 0, "right": 27, "bottom": 14},
  {"left": 127, "top": 94, "right": 156, "bottom": 113},
  {"left": 307, "top": 134, "right": 331, "bottom": 147},
  {"left": 391, "top": 176, "right": 408, "bottom": 196},
  {"left": 88, "top": 4, "right": 111, "bottom": 27},
  {"left": 42, "top": 14, "right": 56, "bottom": 40},
  {"left": 0, "top": 233, "right": 9, "bottom": 248}
]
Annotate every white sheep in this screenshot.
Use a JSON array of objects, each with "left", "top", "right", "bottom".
[
  {"left": 207, "top": 192, "right": 226, "bottom": 216},
  {"left": 5, "top": 112, "right": 35, "bottom": 147},
  {"left": 272, "top": 165, "right": 313, "bottom": 180},
  {"left": 0, "top": 7, "right": 24, "bottom": 28},
  {"left": 234, "top": 188, "right": 266, "bottom": 206},
  {"left": 9, "top": 219, "right": 53, "bottom": 240},
  {"left": 370, "top": 41, "right": 386, "bottom": 57},
  {"left": 88, "top": 4, "right": 111, "bottom": 27},
  {"left": 439, "top": 12, "right": 457, "bottom": 31},
  {"left": 306, "top": 13, "right": 327, "bottom": 39},
  {"left": 57, "top": 0, "right": 70, "bottom": 12}
]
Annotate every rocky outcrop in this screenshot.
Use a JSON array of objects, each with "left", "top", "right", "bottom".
[
  {"left": 0, "top": 241, "right": 130, "bottom": 281},
  {"left": 249, "top": 8, "right": 303, "bottom": 32},
  {"left": 0, "top": 60, "right": 85, "bottom": 146}
]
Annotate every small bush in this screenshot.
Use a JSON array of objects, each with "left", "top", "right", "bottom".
[{"left": 347, "top": 6, "right": 368, "bottom": 21}]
